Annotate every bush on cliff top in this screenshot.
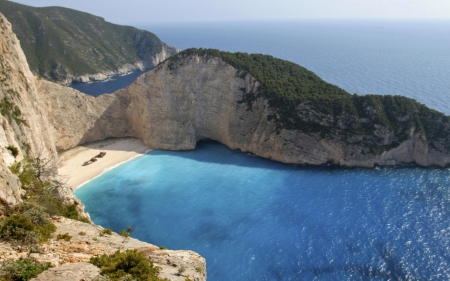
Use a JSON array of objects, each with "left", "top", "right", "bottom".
[
  {"left": 0, "top": 202, "right": 56, "bottom": 251},
  {"left": 0, "top": 258, "right": 52, "bottom": 281},
  {"left": 8, "top": 156, "right": 89, "bottom": 223},
  {"left": 90, "top": 250, "right": 169, "bottom": 281}
]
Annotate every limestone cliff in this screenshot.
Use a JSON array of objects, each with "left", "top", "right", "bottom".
[
  {"left": 38, "top": 52, "right": 450, "bottom": 168},
  {"left": 0, "top": 12, "right": 58, "bottom": 206},
  {"left": 0, "top": 12, "right": 206, "bottom": 281}
]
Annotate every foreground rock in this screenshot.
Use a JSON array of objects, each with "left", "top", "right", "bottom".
[
  {"left": 31, "top": 262, "right": 100, "bottom": 281},
  {"left": 0, "top": 217, "right": 206, "bottom": 281}
]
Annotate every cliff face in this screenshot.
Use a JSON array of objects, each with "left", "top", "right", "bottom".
[
  {"left": 0, "top": 12, "right": 58, "bottom": 205},
  {"left": 0, "top": 0, "right": 179, "bottom": 84},
  {"left": 63, "top": 42, "right": 178, "bottom": 84},
  {"left": 38, "top": 54, "right": 450, "bottom": 168},
  {"left": 0, "top": 13, "right": 206, "bottom": 281}
]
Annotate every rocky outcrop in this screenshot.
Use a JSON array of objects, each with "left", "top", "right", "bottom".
[
  {"left": 0, "top": 12, "right": 206, "bottom": 280},
  {"left": 38, "top": 54, "right": 450, "bottom": 168},
  {"left": 64, "top": 43, "right": 179, "bottom": 84},
  {"left": 0, "top": 0, "right": 179, "bottom": 85},
  {"left": 0, "top": 217, "right": 206, "bottom": 281},
  {"left": 30, "top": 262, "right": 100, "bottom": 281},
  {"left": 0, "top": 12, "right": 58, "bottom": 206},
  {"left": 36, "top": 78, "right": 135, "bottom": 151}
]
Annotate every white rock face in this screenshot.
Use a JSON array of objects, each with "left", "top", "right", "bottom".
[
  {"left": 0, "top": 13, "right": 58, "bottom": 206},
  {"left": 38, "top": 54, "right": 450, "bottom": 168}
]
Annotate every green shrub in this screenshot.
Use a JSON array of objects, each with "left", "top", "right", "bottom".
[
  {"left": 6, "top": 145, "right": 18, "bottom": 158},
  {"left": 0, "top": 214, "right": 40, "bottom": 249},
  {"left": 0, "top": 203, "right": 56, "bottom": 252},
  {"left": 159, "top": 246, "right": 167, "bottom": 250},
  {"left": 8, "top": 157, "right": 89, "bottom": 223},
  {"left": 0, "top": 209, "right": 56, "bottom": 251},
  {"left": 119, "top": 226, "right": 133, "bottom": 238},
  {"left": 79, "top": 231, "right": 86, "bottom": 236},
  {"left": 101, "top": 228, "right": 112, "bottom": 235},
  {"left": 56, "top": 233, "right": 72, "bottom": 241},
  {"left": 90, "top": 249, "right": 169, "bottom": 281},
  {"left": 195, "top": 267, "right": 202, "bottom": 273},
  {"left": 0, "top": 259, "right": 52, "bottom": 281},
  {"left": 11, "top": 202, "right": 51, "bottom": 227}
]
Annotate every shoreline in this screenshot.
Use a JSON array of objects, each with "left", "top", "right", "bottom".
[{"left": 58, "top": 138, "right": 151, "bottom": 190}]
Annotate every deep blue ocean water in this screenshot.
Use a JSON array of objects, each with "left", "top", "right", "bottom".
[
  {"left": 70, "top": 69, "right": 147, "bottom": 96},
  {"left": 75, "top": 141, "right": 450, "bottom": 280},
  {"left": 73, "top": 21, "right": 450, "bottom": 280}
]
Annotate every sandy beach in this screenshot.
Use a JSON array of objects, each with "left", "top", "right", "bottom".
[{"left": 58, "top": 138, "right": 151, "bottom": 189}]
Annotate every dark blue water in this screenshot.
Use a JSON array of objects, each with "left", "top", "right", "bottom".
[
  {"left": 70, "top": 69, "right": 147, "bottom": 96},
  {"left": 75, "top": 141, "right": 450, "bottom": 280}
]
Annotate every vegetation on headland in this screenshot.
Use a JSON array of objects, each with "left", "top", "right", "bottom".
[
  {"left": 0, "top": 153, "right": 91, "bottom": 279},
  {"left": 0, "top": 258, "right": 52, "bottom": 281},
  {"left": 90, "top": 250, "right": 169, "bottom": 281},
  {"left": 168, "top": 48, "right": 450, "bottom": 153},
  {"left": 7, "top": 156, "right": 89, "bottom": 222},
  {"left": 1, "top": 155, "right": 88, "bottom": 252},
  {"left": 0, "top": 0, "right": 172, "bottom": 82}
]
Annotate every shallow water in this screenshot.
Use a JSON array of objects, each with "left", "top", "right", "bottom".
[{"left": 75, "top": 141, "right": 450, "bottom": 280}]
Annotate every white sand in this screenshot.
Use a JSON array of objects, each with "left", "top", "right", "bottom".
[{"left": 58, "top": 138, "right": 151, "bottom": 190}]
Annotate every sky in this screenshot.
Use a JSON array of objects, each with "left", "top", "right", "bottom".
[{"left": 8, "top": 0, "right": 450, "bottom": 24}]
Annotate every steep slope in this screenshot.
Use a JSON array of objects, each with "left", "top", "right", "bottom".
[
  {"left": 0, "top": 12, "right": 58, "bottom": 205},
  {"left": 38, "top": 49, "right": 450, "bottom": 167},
  {"left": 0, "top": 13, "right": 207, "bottom": 280},
  {"left": 0, "top": 0, "right": 178, "bottom": 84}
]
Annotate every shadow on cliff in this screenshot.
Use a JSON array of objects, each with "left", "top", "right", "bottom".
[{"left": 77, "top": 91, "right": 140, "bottom": 150}]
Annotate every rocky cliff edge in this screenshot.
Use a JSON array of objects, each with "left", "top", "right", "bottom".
[
  {"left": 0, "top": 12, "right": 206, "bottom": 281},
  {"left": 39, "top": 53, "right": 450, "bottom": 168}
]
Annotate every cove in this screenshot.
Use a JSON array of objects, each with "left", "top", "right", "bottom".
[
  {"left": 74, "top": 141, "right": 450, "bottom": 280},
  {"left": 70, "top": 69, "right": 148, "bottom": 96}
]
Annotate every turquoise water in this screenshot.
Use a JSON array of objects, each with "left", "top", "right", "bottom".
[{"left": 75, "top": 141, "right": 450, "bottom": 280}]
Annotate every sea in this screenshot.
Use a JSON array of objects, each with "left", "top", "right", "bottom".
[
  {"left": 70, "top": 69, "right": 147, "bottom": 96},
  {"left": 73, "top": 21, "right": 450, "bottom": 280}
]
